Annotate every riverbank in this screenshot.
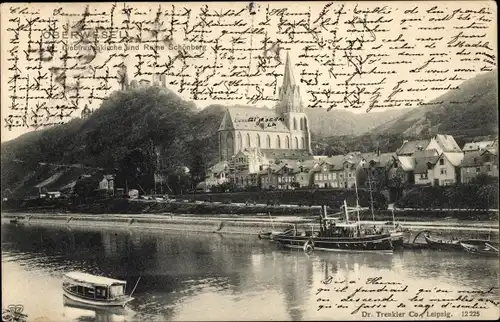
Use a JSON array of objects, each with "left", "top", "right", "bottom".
[
  {"left": 2, "top": 198, "right": 499, "bottom": 221},
  {"left": 2, "top": 213, "right": 498, "bottom": 242}
]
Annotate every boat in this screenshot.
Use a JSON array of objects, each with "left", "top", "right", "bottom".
[
  {"left": 62, "top": 272, "right": 136, "bottom": 307},
  {"left": 423, "top": 233, "right": 462, "bottom": 251},
  {"left": 63, "top": 294, "right": 128, "bottom": 316},
  {"left": 460, "top": 240, "right": 499, "bottom": 257},
  {"left": 273, "top": 200, "right": 394, "bottom": 254},
  {"left": 258, "top": 228, "right": 294, "bottom": 240}
]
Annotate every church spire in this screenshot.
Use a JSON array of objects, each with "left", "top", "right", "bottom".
[
  {"left": 276, "top": 51, "right": 303, "bottom": 114},
  {"left": 282, "top": 51, "right": 295, "bottom": 89}
]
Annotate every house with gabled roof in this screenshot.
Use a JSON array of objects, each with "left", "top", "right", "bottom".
[
  {"left": 460, "top": 148, "right": 499, "bottom": 183},
  {"left": 413, "top": 148, "right": 462, "bottom": 186},
  {"left": 389, "top": 155, "right": 416, "bottom": 186},
  {"left": 396, "top": 139, "right": 430, "bottom": 156},
  {"left": 205, "top": 161, "right": 230, "bottom": 189},
  {"left": 312, "top": 155, "right": 345, "bottom": 188},
  {"left": 462, "top": 140, "right": 495, "bottom": 152},
  {"left": 426, "top": 134, "right": 463, "bottom": 154},
  {"left": 413, "top": 151, "right": 441, "bottom": 185},
  {"left": 359, "top": 151, "right": 396, "bottom": 189}
]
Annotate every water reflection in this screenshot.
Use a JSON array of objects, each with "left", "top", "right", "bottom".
[
  {"left": 2, "top": 222, "right": 499, "bottom": 321},
  {"left": 62, "top": 296, "right": 127, "bottom": 322}
]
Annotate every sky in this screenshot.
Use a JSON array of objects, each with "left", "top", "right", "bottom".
[{"left": 1, "top": 1, "right": 497, "bottom": 142}]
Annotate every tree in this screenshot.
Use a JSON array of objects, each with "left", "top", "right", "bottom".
[
  {"left": 115, "top": 148, "right": 153, "bottom": 192},
  {"left": 73, "top": 177, "right": 97, "bottom": 199}
]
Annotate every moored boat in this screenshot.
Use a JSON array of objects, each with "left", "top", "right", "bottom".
[
  {"left": 460, "top": 240, "right": 499, "bottom": 257},
  {"left": 62, "top": 272, "right": 135, "bottom": 307},
  {"left": 424, "top": 233, "right": 462, "bottom": 251},
  {"left": 273, "top": 200, "right": 394, "bottom": 254},
  {"left": 258, "top": 228, "right": 294, "bottom": 240}
]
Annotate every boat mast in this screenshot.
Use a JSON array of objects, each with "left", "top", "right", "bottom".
[
  {"left": 354, "top": 177, "right": 361, "bottom": 223},
  {"left": 368, "top": 175, "right": 375, "bottom": 221},
  {"left": 344, "top": 199, "right": 349, "bottom": 223}
]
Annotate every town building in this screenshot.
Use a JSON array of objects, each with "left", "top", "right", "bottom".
[
  {"left": 396, "top": 139, "right": 430, "bottom": 156},
  {"left": 460, "top": 149, "right": 499, "bottom": 183},
  {"left": 312, "top": 155, "right": 345, "bottom": 188},
  {"left": 359, "top": 151, "right": 397, "bottom": 189},
  {"left": 462, "top": 140, "right": 495, "bottom": 152},
  {"left": 204, "top": 161, "right": 230, "bottom": 190}
]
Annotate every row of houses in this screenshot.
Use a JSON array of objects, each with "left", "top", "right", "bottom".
[{"left": 201, "top": 134, "right": 498, "bottom": 192}]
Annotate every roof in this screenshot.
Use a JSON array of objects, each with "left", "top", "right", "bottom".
[
  {"left": 64, "top": 272, "right": 126, "bottom": 286},
  {"left": 414, "top": 149, "right": 439, "bottom": 158},
  {"left": 282, "top": 52, "right": 296, "bottom": 89},
  {"left": 300, "top": 159, "right": 320, "bottom": 169},
  {"left": 323, "top": 155, "right": 345, "bottom": 168},
  {"left": 462, "top": 141, "right": 494, "bottom": 152},
  {"left": 360, "top": 152, "right": 395, "bottom": 168},
  {"left": 218, "top": 106, "right": 289, "bottom": 132},
  {"left": 442, "top": 152, "right": 464, "bottom": 167},
  {"left": 260, "top": 163, "right": 282, "bottom": 174},
  {"left": 461, "top": 151, "right": 484, "bottom": 167},
  {"left": 261, "top": 149, "right": 312, "bottom": 161},
  {"left": 343, "top": 152, "right": 363, "bottom": 164},
  {"left": 208, "top": 161, "right": 228, "bottom": 174},
  {"left": 396, "top": 139, "right": 430, "bottom": 155},
  {"left": 414, "top": 156, "right": 440, "bottom": 174},
  {"left": 433, "top": 134, "right": 462, "bottom": 152},
  {"left": 397, "top": 156, "right": 415, "bottom": 171}
]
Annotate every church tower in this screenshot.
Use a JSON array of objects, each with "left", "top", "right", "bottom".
[{"left": 275, "top": 52, "right": 312, "bottom": 153}]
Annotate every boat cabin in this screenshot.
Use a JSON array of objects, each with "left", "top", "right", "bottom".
[{"left": 63, "top": 272, "right": 127, "bottom": 301}]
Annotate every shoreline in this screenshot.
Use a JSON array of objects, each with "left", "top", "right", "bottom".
[
  {"left": 2, "top": 213, "right": 498, "bottom": 241},
  {"left": 2, "top": 198, "right": 499, "bottom": 222}
]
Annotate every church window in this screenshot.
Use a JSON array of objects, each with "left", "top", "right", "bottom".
[
  {"left": 257, "top": 134, "right": 261, "bottom": 147},
  {"left": 301, "top": 137, "right": 305, "bottom": 149},
  {"left": 304, "top": 118, "right": 308, "bottom": 130},
  {"left": 294, "top": 137, "right": 299, "bottom": 149},
  {"left": 267, "top": 135, "right": 271, "bottom": 148},
  {"left": 237, "top": 133, "right": 242, "bottom": 150},
  {"left": 293, "top": 118, "right": 297, "bottom": 130},
  {"left": 285, "top": 137, "right": 290, "bottom": 149},
  {"left": 226, "top": 132, "right": 234, "bottom": 158},
  {"left": 276, "top": 135, "right": 281, "bottom": 148},
  {"left": 246, "top": 133, "right": 251, "bottom": 147},
  {"left": 300, "top": 118, "right": 304, "bottom": 130}
]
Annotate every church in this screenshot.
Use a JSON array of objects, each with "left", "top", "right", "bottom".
[{"left": 217, "top": 52, "right": 312, "bottom": 162}]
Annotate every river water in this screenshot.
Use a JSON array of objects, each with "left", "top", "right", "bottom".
[{"left": 2, "top": 221, "right": 499, "bottom": 321}]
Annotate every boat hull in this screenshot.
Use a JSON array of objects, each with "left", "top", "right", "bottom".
[
  {"left": 390, "top": 232, "right": 405, "bottom": 250},
  {"left": 63, "top": 290, "right": 133, "bottom": 307},
  {"left": 460, "top": 240, "right": 499, "bottom": 257},
  {"left": 273, "top": 234, "right": 394, "bottom": 253},
  {"left": 424, "top": 235, "right": 462, "bottom": 251}
]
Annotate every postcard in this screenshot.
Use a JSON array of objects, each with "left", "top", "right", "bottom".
[{"left": 1, "top": 1, "right": 498, "bottom": 321}]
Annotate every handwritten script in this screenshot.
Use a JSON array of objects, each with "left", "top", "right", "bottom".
[
  {"left": 1, "top": 1, "right": 497, "bottom": 133},
  {"left": 316, "top": 276, "right": 499, "bottom": 320}
]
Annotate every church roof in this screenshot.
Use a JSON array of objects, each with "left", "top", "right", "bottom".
[
  {"left": 282, "top": 51, "right": 296, "bottom": 89},
  {"left": 218, "top": 106, "right": 289, "bottom": 132}
]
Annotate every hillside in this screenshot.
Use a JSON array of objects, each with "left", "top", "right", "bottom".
[
  {"left": 1, "top": 87, "right": 209, "bottom": 196},
  {"left": 370, "top": 70, "right": 499, "bottom": 140},
  {"left": 305, "top": 108, "right": 410, "bottom": 137}
]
